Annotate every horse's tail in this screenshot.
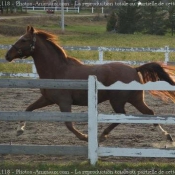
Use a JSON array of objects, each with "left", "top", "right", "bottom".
[{"left": 135, "top": 62, "right": 175, "bottom": 102}]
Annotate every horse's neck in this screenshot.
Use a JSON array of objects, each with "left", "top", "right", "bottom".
[{"left": 32, "top": 41, "right": 66, "bottom": 79}]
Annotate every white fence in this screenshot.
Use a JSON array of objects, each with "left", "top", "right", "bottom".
[
  {"left": 22, "top": 6, "right": 107, "bottom": 14},
  {"left": 0, "top": 79, "right": 88, "bottom": 158},
  {"left": 22, "top": 6, "right": 79, "bottom": 13},
  {"left": 88, "top": 76, "right": 175, "bottom": 165},
  {"left": 1, "top": 76, "right": 175, "bottom": 165},
  {"left": 1, "top": 45, "right": 175, "bottom": 78}
]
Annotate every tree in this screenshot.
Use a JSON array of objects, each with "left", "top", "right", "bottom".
[
  {"left": 106, "top": 11, "right": 117, "bottom": 32},
  {"left": 167, "top": 1, "right": 175, "bottom": 36},
  {"left": 116, "top": 0, "right": 141, "bottom": 34},
  {"left": 140, "top": 0, "right": 167, "bottom": 35}
]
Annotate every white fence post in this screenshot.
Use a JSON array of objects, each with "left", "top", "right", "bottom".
[
  {"left": 99, "top": 50, "right": 104, "bottom": 63},
  {"left": 77, "top": 7, "right": 79, "bottom": 13},
  {"left": 88, "top": 75, "right": 98, "bottom": 165},
  {"left": 32, "top": 64, "right": 37, "bottom": 74},
  {"left": 165, "top": 45, "right": 169, "bottom": 63},
  {"left": 92, "top": 7, "right": 94, "bottom": 13}
]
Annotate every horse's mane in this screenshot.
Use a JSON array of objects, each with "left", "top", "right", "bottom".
[{"left": 34, "top": 29, "right": 83, "bottom": 65}]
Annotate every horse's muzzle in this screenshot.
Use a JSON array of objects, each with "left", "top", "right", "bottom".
[{"left": 5, "top": 52, "right": 13, "bottom": 62}]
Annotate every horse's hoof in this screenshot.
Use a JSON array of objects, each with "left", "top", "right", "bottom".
[
  {"left": 166, "top": 133, "right": 174, "bottom": 142},
  {"left": 16, "top": 129, "right": 24, "bottom": 136},
  {"left": 99, "top": 135, "right": 107, "bottom": 142},
  {"left": 80, "top": 134, "right": 88, "bottom": 142}
]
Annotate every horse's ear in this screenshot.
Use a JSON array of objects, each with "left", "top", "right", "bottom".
[
  {"left": 26, "top": 26, "right": 35, "bottom": 34},
  {"left": 26, "top": 25, "right": 31, "bottom": 32}
]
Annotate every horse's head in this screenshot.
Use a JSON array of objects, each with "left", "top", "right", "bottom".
[{"left": 5, "top": 26, "right": 36, "bottom": 62}]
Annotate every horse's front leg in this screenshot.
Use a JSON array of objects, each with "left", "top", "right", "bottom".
[
  {"left": 65, "top": 122, "right": 88, "bottom": 141},
  {"left": 59, "top": 102, "right": 88, "bottom": 142},
  {"left": 17, "top": 95, "right": 54, "bottom": 136}
]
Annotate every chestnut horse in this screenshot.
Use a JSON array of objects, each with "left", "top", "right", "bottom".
[{"left": 5, "top": 26, "right": 175, "bottom": 142}]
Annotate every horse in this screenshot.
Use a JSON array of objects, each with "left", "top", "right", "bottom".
[{"left": 5, "top": 25, "right": 175, "bottom": 142}]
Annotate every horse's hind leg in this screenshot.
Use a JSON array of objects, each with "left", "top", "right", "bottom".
[
  {"left": 129, "top": 91, "right": 173, "bottom": 142},
  {"left": 59, "top": 103, "right": 88, "bottom": 142},
  {"left": 99, "top": 100, "right": 125, "bottom": 142},
  {"left": 99, "top": 123, "right": 120, "bottom": 142},
  {"left": 17, "top": 95, "right": 54, "bottom": 136},
  {"left": 153, "top": 124, "right": 173, "bottom": 142}
]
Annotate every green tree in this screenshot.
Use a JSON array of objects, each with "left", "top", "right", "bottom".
[
  {"left": 116, "top": 0, "right": 141, "bottom": 34},
  {"left": 140, "top": 0, "right": 167, "bottom": 35},
  {"left": 167, "top": 1, "right": 175, "bottom": 35},
  {"left": 106, "top": 11, "right": 117, "bottom": 32}
]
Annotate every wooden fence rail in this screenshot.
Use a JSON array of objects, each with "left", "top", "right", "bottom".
[
  {"left": 0, "top": 44, "right": 174, "bottom": 62},
  {"left": 88, "top": 76, "right": 175, "bottom": 165},
  {"left": 0, "top": 79, "right": 88, "bottom": 158},
  {"left": 0, "top": 111, "right": 88, "bottom": 122},
  {"left": 1, "top": 41, "right": 175, "bottom": 165},
  {"left": 0, "top": 79, "right": 88, "bottom": 89},
  {"left": 0, "top": 145, "right": 88, "bottom": 156},
  {"left": 1, "top": 76, "right": 175, "bottom": 164}
]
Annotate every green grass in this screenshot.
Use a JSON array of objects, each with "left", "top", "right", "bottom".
[
  {"left": 60, "top": 33, "right": 175, "bottom": 62},
  {"left": 61, "top": 32, "right": 175, "bottom": 48},
  {"left": 1, "top": 15, "right": 175, "bottom": 73},
  {"left": 1, "top": 161, "right": 175, "bottom": 175},
  {"left": 65, "top": 24, "right": 106, "bottom": 33},
  {"left": 0, "top": 63, "right": 31, "bottom": 73}
]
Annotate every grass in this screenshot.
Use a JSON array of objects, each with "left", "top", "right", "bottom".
[
  {"left": 0, "top": 63, "right": 31, "bottom": 73},
  {"left": 1, "top": 15, "right": 175, "bottom": 72},
  {"left": 1, "top": 161, "right": 175, "bottom": 175}
]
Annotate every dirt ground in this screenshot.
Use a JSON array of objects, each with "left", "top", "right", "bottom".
[{"left": 0, "top": 88, "right": 175, "bottom": 164}]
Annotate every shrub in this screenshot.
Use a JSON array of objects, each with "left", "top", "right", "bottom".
[{"left": 106, "top": 12, "right": 117, "bottom": 32}]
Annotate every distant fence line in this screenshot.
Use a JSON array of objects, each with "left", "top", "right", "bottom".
[
  {"left": 22, "top": 6, "right": 80, "bottom": 13},
  {"left": 1, "top": 76, "right": 175, "bottom": 165},
  {"left": 22, "top": 6, "right": 108, "bottom": 13},
  {"left": 0, "top": 45, "right": 175, "bottom": 78}
]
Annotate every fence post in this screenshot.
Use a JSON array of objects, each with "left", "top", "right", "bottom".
[
  {"left": 102, "top": 7, "right": 103, "bottom": 13},
  {"left": 92, "top": 7, "right": 94, "bottom": 13},
  {"left": 77, "top": 7, "right": 79, "bottom": 13},
  {"left": 88, "top": 75, "right": 98, "bottom": 165},
  {"left": 165, "top": 45, "right": 169, "bottom": 63},
  {"left": 98, "top": 49, "right": 104, "bottom": 62},
  {"left": 32, "top": 64, "right": 37, "bottom": 78}
]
